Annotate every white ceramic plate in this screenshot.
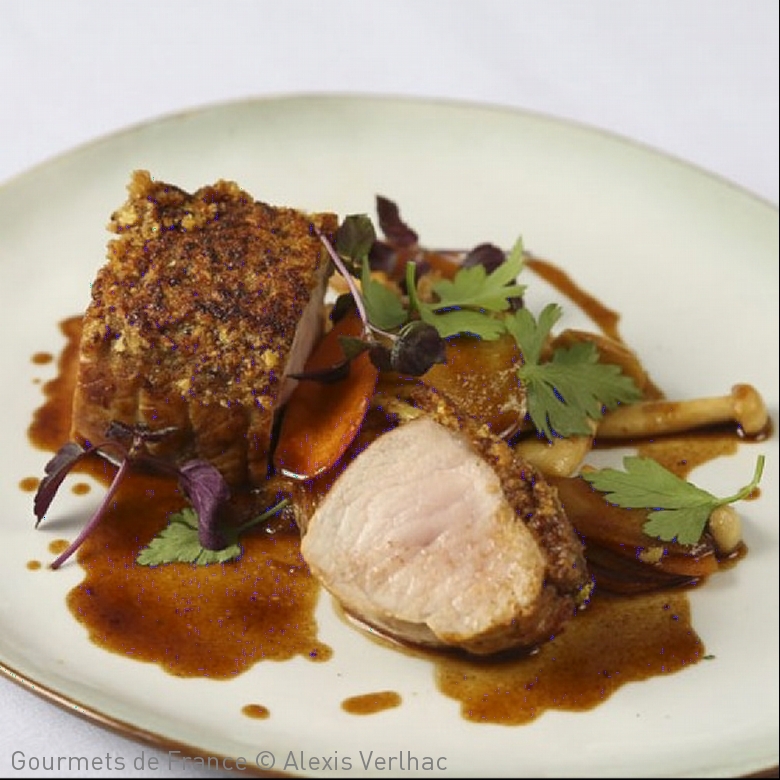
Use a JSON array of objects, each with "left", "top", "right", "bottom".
[{"left": 0, "top": 96, "right": 777, "bottom": 778}]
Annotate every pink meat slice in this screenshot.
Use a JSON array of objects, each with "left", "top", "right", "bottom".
[{"left": 300, "top": 408, "right": 591, "bottom": 655}]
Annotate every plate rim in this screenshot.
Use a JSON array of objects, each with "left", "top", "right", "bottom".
[{"left": 1, "top": 91, "right": 777, "bottom": 214}]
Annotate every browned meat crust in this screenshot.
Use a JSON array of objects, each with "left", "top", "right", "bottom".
[
  {"left": 71, "top": 170, "right": 337, "bottom": 485},
  {"left": 399, "top": 386, "right": 591, "bottom": 653}
]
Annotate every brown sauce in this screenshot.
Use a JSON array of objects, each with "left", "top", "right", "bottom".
[
  {"left": 31, "top": 351, "right": 53, "bottom": 365},
  {"left": 71, "top": 482, "right": 91, "bottom": 496},
  {"left": 24, "top": 273, "right": 763, "bottom": 723},
  {"left": 26, "top": 560, "right": 42, "bottom": 571},
  {"left": 341, "top": 690, "right": 402, "bottom": 715},
  {"left": 241, "top": 704, "right": 271, "bottom": 720},
  {"left": 64, "top": 466, "right": 331, "bottom": 678},
  {"left": 433, "top": 590, "right": 700, "bottom": 724},
  {"left": 19, "top": 476, "right": 39, "bottom": 492},
  {"left": 526, "top": 257, "right": 622, "bottom": 342},
  {"left": 635, "top": 432, "right": 739, "bottom": 479},
  {"left": 48, "top": 539, "right": 70, "bottom": 555}
]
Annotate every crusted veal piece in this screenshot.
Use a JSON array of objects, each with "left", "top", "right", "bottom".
[
  {"left": 70, "top": 170, "right": 337, "bottom": 486},
  {"left": 297, "top": 387, "right": 591, "bottom": 655}
]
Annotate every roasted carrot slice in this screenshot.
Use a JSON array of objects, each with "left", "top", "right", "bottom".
[{"left": 274, "top": 312, "right": 379, "bottom": 479}]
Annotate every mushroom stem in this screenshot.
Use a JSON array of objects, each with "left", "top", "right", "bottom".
[
  {"left": 515, "top": 422, "right": 596, "bottom": 477},
  {"left": 597, "top": 384, "right": 768, "bottom": 438}
]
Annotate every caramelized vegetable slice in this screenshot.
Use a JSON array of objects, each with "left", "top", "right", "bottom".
[
  {"left": 550, "top": 475, "right": 720, "bottom": 579},
  {"left": 274, "top": 312, "right": 378, "bottom": 479},
  {"left": 381, "top": 333, "right": 527, "bottom": 435}
]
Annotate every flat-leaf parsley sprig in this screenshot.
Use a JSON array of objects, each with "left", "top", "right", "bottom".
[
  {"left": 324, "top": 199, "right": 644, "bottom": 441},
  {"left": 582, "top": 454, "right": 765, "bottom": 547},
  {"left": 136, "top": 500, "right": 289, "bottom": 566},
  {"left": 406, "top": 238, "right": 527, "bottom": 340},
  {"left": 506, "top": 303, "right": 643, "bottom": 439}
]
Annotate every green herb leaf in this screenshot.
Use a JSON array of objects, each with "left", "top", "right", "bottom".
[
  {"left": 136, "top": 499, "right": 290, "bottom": 567},
  {"left": 506, "top": 302, "right": 562, "bottom": 365},
  {"left": 420, "top": 308, "right": 508, "bottom": 340},
  {"left": 507, "top": 304, "right": 643, "bottom": 439},
  {"left": 428, "top": 239, "right": 526, "bottom": 314},
  {"left": 582, "top": 455, "right": 765, "bottom": 545},
  {"left": 407, "top": 239, "right": 525, "bottom": 341},
  {"left": 336, "top": 214, "right": 376, "bottom": 269},
  {"left": 360, "top": 257, "right": 407, "bottom": 330},
  {"left": 136, "top": 508, "right": 241, "bottom": 566}
]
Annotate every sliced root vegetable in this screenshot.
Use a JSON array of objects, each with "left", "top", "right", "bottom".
[
  {"left": 381, "top": 332, "right": 527, "bottom": 435},
  {"left": 274, "top": 312, "right": 378, "bottom": 480},
  {"left": 549, "top": 475, "right": 720, "bottom": 580},
  {"left": 584, "top": 544, "right": 703, "bottom": 594}
]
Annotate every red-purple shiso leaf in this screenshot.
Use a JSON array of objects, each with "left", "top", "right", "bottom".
[
  {"left": 390, "top": 321, "right": 447, "bottom": 376},
  {"left": 34, "top": 442, "right": 92, "bottom": 526},
  {"left": 49, "top": 458, "right": 132, "bottom": 569},
  {"left": 37, "top": 423, "right": 237, "bottom": 568},
  {"left": 376, "top": 195, "right": 419, "bottom": 247},
  {"left": 368, "top": 241, "right": 397, "bottom": 274},
  {"left": 177, "top": 460, "right": 231, "bottom": 551},
  {"left": 462, "top": 243, "right": 507, "bottom": 273}
]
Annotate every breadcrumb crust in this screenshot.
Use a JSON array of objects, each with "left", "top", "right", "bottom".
[{"left": 71, "top": 170, "right": 337, "bottom": 485}]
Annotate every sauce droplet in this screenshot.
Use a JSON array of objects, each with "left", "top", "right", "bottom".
[
  {"left": 48, "top": 539, "right": 70, "bottom": 555},
  {"left": 341, "top": 691, "right": 402, "bottom": 715},
  {"left": 71, "top": 482, "right": 91, "bottom": 496},
  {"left": 241, "top": 704, "right": 270, "bottom": 720},
  {"left": 27, "top": 560, "right": 42, "bottom": 571},
  {"left": 28, "top": 316, "right": 82, "bottom": 452},
  {"left": 19, "top": 476, "right": 40, "bottom": 492},
  {"left": 31, "top": 352, "right": 53, "bottom": 365}
]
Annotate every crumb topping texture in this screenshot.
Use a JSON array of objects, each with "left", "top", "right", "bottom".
[
  {"left": 72, "top": 170, "right": 337, "bottom": 485},
  {"left": 86, "top": 170, "right": 335, "bottom": 408}
]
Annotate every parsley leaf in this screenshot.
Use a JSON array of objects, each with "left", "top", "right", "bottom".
[
  {"left": 420, "top": 308, "right": 509, "bottom": 340},
  {"left": 582, "top": 455, "right": 765, "bottom": 545},
  {"left": 403, "top": 241, "right": 524, "bottom": 341},
  {"left": 423, "top": 237, "right": 526, "bottom": 319},
  {"left": 507, "top": 303, "right": 643, "bottom": 439},
  {"left": 137, "top": 499, "right": 290, "bottom": 567},
  {"left": 136, "top": 508, "right": 242, "bottom": 566},
  {"left": 360, "top": 257, "right": 407, "bottom": 330},
  {"left": 507, "top": 301, "right": 561, "bottom": 364}
]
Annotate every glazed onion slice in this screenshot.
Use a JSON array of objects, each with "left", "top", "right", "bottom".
[{"left": 550, "top": 475, "right": 720, "bottom": 591}]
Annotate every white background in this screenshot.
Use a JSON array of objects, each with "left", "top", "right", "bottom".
[{"left": 1, "top": 1, "right": 777, "bottom": 777}]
